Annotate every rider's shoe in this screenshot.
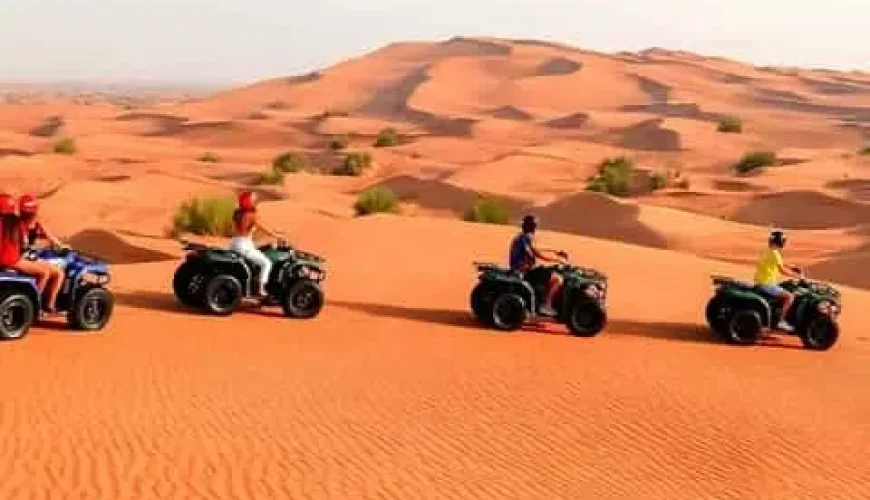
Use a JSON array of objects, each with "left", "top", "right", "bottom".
[
  {"left": 538, "top": 305, "right": 558, "bottom": 317},
  {"left": 775, "top": 320, "right": 794, "bottom": 332}
]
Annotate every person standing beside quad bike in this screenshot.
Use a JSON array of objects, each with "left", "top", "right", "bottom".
[{"left": 509, "top": 215, "right": 568, "bottom": 317}]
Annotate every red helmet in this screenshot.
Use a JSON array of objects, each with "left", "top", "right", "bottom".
[
  {"left": 238, "top": 191, "right": 256, "bottom": 210},
  {"left": 18, "top": 194, "right": 38, "bottom": 216},
  {"left": 0, "top": 194, "right": 16, "bottom": 215}
]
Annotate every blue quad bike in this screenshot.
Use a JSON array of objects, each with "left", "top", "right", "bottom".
[
  {"left": 470, "top": 252, "right": 608, "bottom": 336},
  {"left": 0, "top": 247, "right": 115, "bottom": 340},
  {"left": 172, "top": 239, "right": 326, "bottom": 318},
  {"left": 705, "top": 269, "right": 842, "bottom": 350}
]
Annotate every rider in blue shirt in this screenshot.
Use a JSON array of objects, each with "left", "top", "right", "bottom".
[{"left": 509, "top": 215, "right": 566, "bottom": 316}]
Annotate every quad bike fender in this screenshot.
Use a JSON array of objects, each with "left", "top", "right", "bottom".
[
  {"left": 278, "top": 260, "right": 325, "bottom": 284},
  {"left": 0, "top": 278, "right": 41, "bottom": 310},
  {"left": 481, "top": 277, "right": 536, "bottom": 313},
  {"left": 723, "top": 292, "right": 773, "bottom": 326}
]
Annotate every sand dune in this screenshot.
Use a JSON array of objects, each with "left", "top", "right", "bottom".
[{"left": 2, "top": 215, "right": 870, "bottom": 498}]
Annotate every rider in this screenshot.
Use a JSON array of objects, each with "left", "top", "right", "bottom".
[
  {"left": 230, "top": 191, "right": 283, "bottom": 297},
  {"left": 754, "top": 229, "right": 801, "bottom": 330},
  {"left": 18, "top": 194, "right": 68, "bottom": 270},
  {"left": 509, "top": 214, "right": 566, "bottom": 316},
  {"left": 0, "top": 194, "right": 62, "bottom": 313}
]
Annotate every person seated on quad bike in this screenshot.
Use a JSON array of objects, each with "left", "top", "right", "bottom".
[
  {"left": 509, "top": 214, "right": 567, "bottom": 317},
  {"left": 0, "top": 194, "right": 63, "bottom": 313},
  {"left": 754, "top": 229, "right": 802, "bottom": 330},
  {"left": 18, "top": 194, "right": 69, "bottom": 270},
  {"left": 230, "top": 191, "right": 284, "bottom": 297}
]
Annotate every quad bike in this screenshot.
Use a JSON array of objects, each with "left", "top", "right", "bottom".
[
  {"left": 0, "top": 247, "right": 115, "bottom": 340},
  {"left": 469, "top": 252, "right": 608, "bottom": 336},
  {"left": 172, "top": 239, "right": 326, "bottom": 318},
  {"left": 705, "top": 268, "right": 841, "bottom": 350}
]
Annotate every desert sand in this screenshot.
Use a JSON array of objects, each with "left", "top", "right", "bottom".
[{"left": 1, "top": 36, "right": 870, "bottom": 498}]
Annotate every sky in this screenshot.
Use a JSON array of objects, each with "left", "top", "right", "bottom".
[{"left": 0, "top": 0, "right": 867, "bottom": 86}]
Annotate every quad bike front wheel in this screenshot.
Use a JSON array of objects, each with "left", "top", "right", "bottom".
[
  {"left": 69, "top": 287, "right": 115, "bottom": 331},
  {"left": 727, "top": 309, "right": 762, "bottom": 346},
  {"left": 203, "top": 274, "right": 243, "bottom": 316},
  {"left": 281, "top": 280, "right": 324, "bottom": 319},
  {"left": 0, "top": 291, "right": 35, "bottom": 340},
  {"left": 566, "top": 300, "right": 606, "bottom": 337},
  {"left": 799, "top": 314, "right": 839, "bottom": 351},
  {"left": 490, "top": 292, "right": 527, "bottom": 331}
]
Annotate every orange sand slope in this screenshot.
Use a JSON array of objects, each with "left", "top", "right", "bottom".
[{"left": 2, "top": 215, "right": 870, "bottom": 499}]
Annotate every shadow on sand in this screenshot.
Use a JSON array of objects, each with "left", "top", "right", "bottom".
[{"left": 112, "top": 290, "right": 286, "bottom": 318}]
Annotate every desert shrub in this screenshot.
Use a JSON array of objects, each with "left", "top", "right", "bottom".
[
  {"left": 255, "top": 168, "right": 285, "bottom": 186},
  {"left": 585, "top": 156, "right": 634, "bottom": 196},
  {"left": 859, "top": 146, "right": 870, "bottom": 155},
  {"left": 52, "top": 137, "right": 77, "bottom": 154},
  {"left": 649, "top": 171, "right": 668, "bottom": 191},
  {"left": 734, "top": 150, "right": 777, "bottom": 174},
  {"left": 717, "top": 116, "right": 743, "bottom": 133},
  {"left": 463, "top": 197, "right": 510, "bottom": 225},
  {"left": 199, "top": 152, "right": 220, "bottom": 163},
  {"left": 354, "top": 186, "right": 397, "bottom": 216},
  {"left": 171, "top": 196, "right": 236, "bottom": 237},
  {"left": 272, "top": 151, "right": 307, "bottom": 173},
  {"left": 329, "top": 134, "right": 349, "bottom": 151},
  {"left": 334, "top": 152, "right": 373, "bottom": 176},
  {"left": 374, "top": 127, "right": 400, "bottom": 147}
]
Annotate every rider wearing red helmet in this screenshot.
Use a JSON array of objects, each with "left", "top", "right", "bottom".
[
  {"left": 18, "top": 194, "right": 65, "bottom": 251},
  {"left": 0, "top": 194, "right": 62, "bottom": 313},
  {"left": 230, "top": 191, "right": 283, "bottom": 296}
]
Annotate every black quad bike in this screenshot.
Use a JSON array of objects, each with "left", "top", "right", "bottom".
[
  {"left": 172, "top": 239, "right": 326, "bottom": 318},
  {"left": 469, "top": 252, "right": 608, "bottom": 336},
  {"left": 705, "top": 269, "right": 842, "bottom": 350}
]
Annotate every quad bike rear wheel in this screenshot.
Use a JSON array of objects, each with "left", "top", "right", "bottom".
[
  {"left": 799, "top": 314, "right": 839, "bottom": 351},
  {"left": 281, "top": 280, "right": 324, "bottom": 319},
  {"left": 727, "top": 309, "right": 762, "bottom": 345},
  {"left": 566, "top": 300, "right": 606, "bottom": 337},
  {"left": 0, "top": 291, "right": 35, "bottom": 340},
  {"left": 69, "top": 287, "right": 115, "bottom": 331},
  {"left": 470, "top": 282, "right": 497, "bottom": 326},
  {"left": 203, "top": 274, "right": 243, "bottom": 316},
  {"left": 490, "top": 292, "right": 526, "bottom": 331},
  {"left": 705, "top": 295, "right": 729, "bottom": 336},
  {"left": 173, "top": 261, "right": 206, "bottom": 308}
]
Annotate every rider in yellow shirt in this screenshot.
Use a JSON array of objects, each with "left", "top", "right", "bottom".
[{"left": 754, "top": 229, "right": 801, "bottom": 330}]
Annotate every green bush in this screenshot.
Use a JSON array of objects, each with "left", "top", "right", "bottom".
[
  {"left": 255, "top": 168, "right": 285, "bottom": 185},
  {"left": 171, "top": 196, "right": 236, "bottom": 237},
  {"left": 374, "top": 127, "right": 400, "bottom": 147},
  {"left": 649, "top": 171, "right": 668, "bottom": 191},
  {"left": 734, "top": 150, "right": 777, "bottom": 174},
  {"left": 717, "top": 116, "right": 743, "bottom": 133},
  {"left": 354, "top": 186, "right": 397, "bottom": 216},
  {"left": 329, "top": 134, "right": 349, "bottom": 151},
  {"left": 334, "top": 152, "right": 373, "bottom": 176},
  {"left": 52, "top": 137, "right": 77, "bottom": 155},
  {"left": 272, "top": 151, "right": 307, "bottom": 173},
  {"left": 463, "top": 197, "right": 510, "bottom": 225},
  {"left": 198, "top": 152, "right": 220, "bottom": 163},
  {"left": 585, "top": 156, "right": 634, "bottom": 196}
]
